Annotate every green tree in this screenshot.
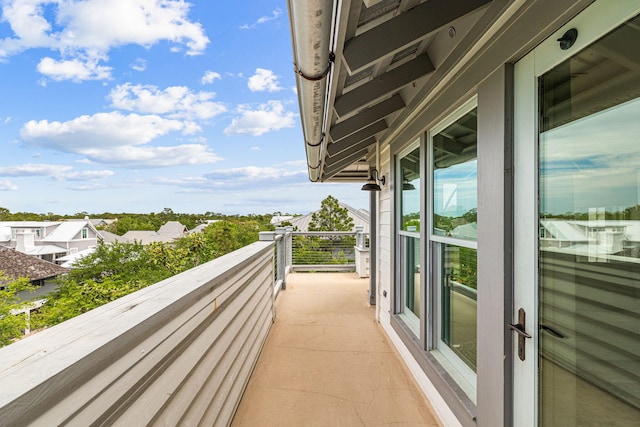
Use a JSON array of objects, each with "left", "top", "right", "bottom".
[
  {"left": 298, "top": 196, "right": 356, "bottom": 266},
  {"left": 308, "top": 195, "right": 354, "bottom": 231},
  {"left": 32, "top": 241, "right": 171, "bottom": 327},
  {"left": 0, "top": 273, "right": 35, "bottom": 346}
]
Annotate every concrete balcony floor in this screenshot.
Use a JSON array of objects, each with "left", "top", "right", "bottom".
[{"left": 232, "top": 272, "right": 441, "bottom": 426}]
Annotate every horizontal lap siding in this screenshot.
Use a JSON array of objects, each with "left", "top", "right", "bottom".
[{"left": 0, "top": 242, "right": 275, "bottom": 427}]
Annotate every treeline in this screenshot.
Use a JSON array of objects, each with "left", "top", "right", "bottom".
[
  {"left": 0, "top": 206, "right": 277, "bottom": 235},
  {"left": 0, "top": 219, "right": 269, "bottom": 346}
]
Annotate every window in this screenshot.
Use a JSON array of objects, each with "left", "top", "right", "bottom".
[
  {"left": 397, "top": 144, "right": 421, "bottom": 335},
  {"left": 393, "top": 100, "right": 478, "bottom": 402},
  {"left": 430, "top": 100, "right": 478, "bottom": 399},
  {"left": 81, "top": 228, "right": 88, "bottom": 239}
]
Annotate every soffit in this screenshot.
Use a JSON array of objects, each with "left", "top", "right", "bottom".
[{"left": 315, "top": 0, "right": 492, "bottom": 182}]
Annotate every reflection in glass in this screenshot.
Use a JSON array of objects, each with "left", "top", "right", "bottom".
[
  {"left": 440, "top": 243, "right": 477, "bottom": 371},
  {"left": 432, "top": 109, "right": 477, "bottom": 239},
  {"left": 538, "top": 14, "right": 640, "bottom": 426},
  {"left": 402, "top": 235, "right": 420, "bottom": 318},
  {"left": 400, "top": 147, "right": 421, "bottom": 231}
]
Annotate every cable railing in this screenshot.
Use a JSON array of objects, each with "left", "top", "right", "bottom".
[{"left": 259, "top": 226, "right": 370, "bottom": 289}]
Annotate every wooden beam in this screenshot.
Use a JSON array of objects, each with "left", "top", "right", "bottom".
[
  {"left": 334, "top": 54, "right": 434, "bottom": 118},
  {"left": 330, "top": 95, "right": 405, "bottom": 142},
  {"left": 323, "top": 148, "right": 371, "bottom": 179},
  {"left": 327, "top": 121, "right": 386, "bottom": 157},
  {"left": 343, "top": 0, "right": 491, "bottom": 73}
]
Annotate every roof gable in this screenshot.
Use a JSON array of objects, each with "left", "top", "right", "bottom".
[{"left": 43, "top": 221, "right": 97, "bottom": 242}]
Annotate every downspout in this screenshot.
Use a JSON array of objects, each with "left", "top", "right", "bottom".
[{"left": 288, "top": 0, "right": 336, "bottom": 182}]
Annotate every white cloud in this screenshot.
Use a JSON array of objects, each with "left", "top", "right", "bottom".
[
  {"left": 37, "top": 56, "right": 112, "bottom": 82},
  {"left": 109, "top": 83, "right": 226, "bottom": 120},
  {"left": 0, "top": 179, "right": 18, "bottom": 190},
  {"left": 203, "top": 165, "right": 307, "bottom": 189},
  {"left": 201, "top": 70, "right": 221, "bottom": 85},
  {"left": 240, "top": 9, "right": 283, "bottom": 30},
  {"left": 20, "top": 112, "right": 221, "bottom": 167},
  {"left": 83, "top": 144, "right": 222, "bottom": 167},
  {"left": 0, "top": 0, "right": 209, "bottom": 81},
  {"left": 131, "top": 58, "right": 147, "bottom": 72},
  {"left": 248, "top": 68, "right": 282, "bottom": 92},
  {"left": 0, "top": 163, "right": 113, "bottom": 181},
  {"left": 0, "top": 163, "right": 72, "bottom": 176},
  {"left": 224, "top": 101, "right": 296, "bottom": 136},
  {"left": 57, "top": 170, "right": 114, "bottom": 181}
]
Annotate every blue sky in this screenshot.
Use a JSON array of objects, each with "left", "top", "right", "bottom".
[{"left": 0, "top": 0, "right": 368, "bottom": 215}]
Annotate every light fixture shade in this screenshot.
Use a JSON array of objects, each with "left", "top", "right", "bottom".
[
  {"left": 361, "top": 168, "right": 385, "bottom": 191},
  {"left": 361, "top": 179, "right": 381, "bottom": 191}
]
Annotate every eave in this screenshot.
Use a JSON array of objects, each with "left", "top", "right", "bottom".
[{"left": 288, "top": 0, "right": 499, "bottom": 182}]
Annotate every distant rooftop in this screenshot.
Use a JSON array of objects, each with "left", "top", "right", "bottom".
[{"left": 0, "top": 246, "right": 68, "bottom": 281}]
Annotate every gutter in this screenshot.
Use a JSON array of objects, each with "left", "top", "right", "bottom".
[{"left": 287, "top": 0, "right": 336, "bottom": 182}]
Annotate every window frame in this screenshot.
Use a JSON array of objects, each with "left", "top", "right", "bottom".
[
  {"left": 427, "top": 97, "right": 479, "bottom": 401},
  {"left": 394, "top": 140, "right": 424, "bottom": 338}
]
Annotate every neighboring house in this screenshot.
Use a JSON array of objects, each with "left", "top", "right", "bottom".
[
  {"left": 0, "top": 246, "right": 68, "bottom": 289},
  {"left": 98, "top": 230, "right": 130, "bottom": 244},
  {"left": 0, "top": 220, "right": 100, "bottom": 263},
  {"left": 540, "top": 219, "right": 640, "bottom": 256},
  {"left": 121, "top": 221, "right": 188, "bottom": 245},
  {"left": 56, "top": 247, "right": 97, "bottom": 269},
  {"left": 289, "top": 2, "right": 640, "bottom": 426},
  {"left": 68, "top": 218, "right": 117, "bottom": 229},
  {"left": 269, "top": 215, "right": 294, "bottom": 227},
  {"left": 189, "top": 220, "right": 221, "bottom": 234},
  {"left": 287, "top": 203, "right": 369, "bottom": 233}
]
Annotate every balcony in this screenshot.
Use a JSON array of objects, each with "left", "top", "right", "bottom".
[{"left": 0, "top": 229, "right": 439, "bottom": 426}]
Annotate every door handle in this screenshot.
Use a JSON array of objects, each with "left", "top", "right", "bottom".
[{"left": 509, "top": 308, "right": 531, "bottom": 361}]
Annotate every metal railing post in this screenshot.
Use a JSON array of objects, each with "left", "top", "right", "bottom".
[
  {"left": 275, "top": 227, "right": 286, "bottom": 289},
  {"left": 285, "top": 226, "right": 293, "bottom": 273},
  {"left": 355, "top": 226, "right": 364, "bottom": 248}
]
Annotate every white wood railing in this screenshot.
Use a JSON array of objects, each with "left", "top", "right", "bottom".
[
  {"left": 0, "top": 228, "right": 370, "bottom": 426},
  {"left": 0, "top": 241, "right": 276, "bottom": 427}
]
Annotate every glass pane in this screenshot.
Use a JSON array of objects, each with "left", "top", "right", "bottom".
[
  {"left": 441, "top": 243, "right": 477, "bottom": 371},
  {"left": 433, "top": 110, "right": 477, "bottom": 239},
  {"left": 402, "top": 235, "right": 420, "bottom": 318},
  {"left": 400, "top": 147, "right": 421, "bottom": 231},
  {"left": 539, "top": 14, "right": 640, "bottom": 426}
]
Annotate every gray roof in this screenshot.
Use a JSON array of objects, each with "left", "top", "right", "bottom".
[
  {"left": 0, "top": 246, "right": 68, "bottom": 281},
  {"left": 158, "top": 221, "right": 188, "bottom": 235},
  {"left": 121, "top": 222, "right": 187, "bottom": 245},
  {"left": 98, "top": 231, "right": 130, "bottom": 244}
]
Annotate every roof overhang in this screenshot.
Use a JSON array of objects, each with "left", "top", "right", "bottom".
[{"left": 287, "top": 0, "right": 501, "bottom": 182}]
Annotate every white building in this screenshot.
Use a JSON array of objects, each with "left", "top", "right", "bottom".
[
  {"left": 0, "top": 220, "right": 101, "bottom": 263},
  {"left": 289, "top": 1, "right": 640, "bottom": 425}
]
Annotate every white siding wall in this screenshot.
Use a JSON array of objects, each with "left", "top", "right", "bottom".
[
  {"left": 377, "top": 143, "right": 393, "bottom": 325},
  {"left": 376, "top": 142, "right": 463, "bottom": 427}
]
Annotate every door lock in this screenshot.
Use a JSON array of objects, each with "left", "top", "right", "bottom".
[{"left": 509, "top": 308, "right": 531, "bottom": 361}]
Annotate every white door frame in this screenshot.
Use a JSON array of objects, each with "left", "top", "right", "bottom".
[{"left": 512, "top": 1, "right": 640, "bottom": 425}]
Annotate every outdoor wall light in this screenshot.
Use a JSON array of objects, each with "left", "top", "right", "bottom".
[{"left": 361, "top": 169, "right": 386, "bottom": 191}]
